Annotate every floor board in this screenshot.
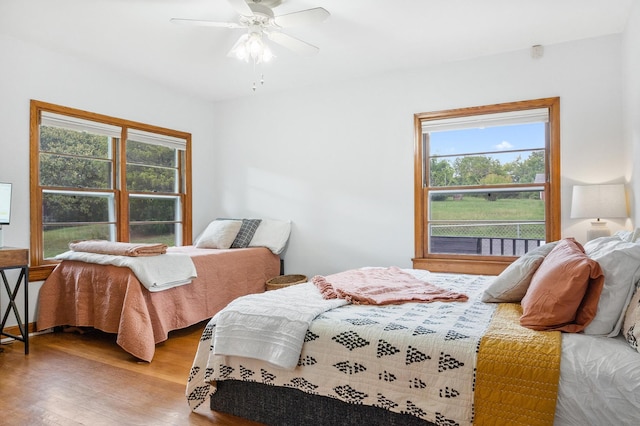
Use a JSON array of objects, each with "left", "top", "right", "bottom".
[{"left": 0, "top": 322, "right": 263, "bottom": 425}]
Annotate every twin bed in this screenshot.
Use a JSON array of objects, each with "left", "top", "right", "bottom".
[
  {"left": 186, "top": 235, "right": 640, "bottom": 425},
  {"left": 36, "top": 246, "right": 280, "bottom": 361},
  {"left": 36, "top": 218, "right": 289, "bottom": 362}
]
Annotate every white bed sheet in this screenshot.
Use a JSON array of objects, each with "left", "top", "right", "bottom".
[{"left": 555, "top": 333, "right": 640, "bottom": 425}]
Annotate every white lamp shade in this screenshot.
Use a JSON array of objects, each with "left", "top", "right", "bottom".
[{"left": 570, "top": 184, "right": 628, "bottom": 219}]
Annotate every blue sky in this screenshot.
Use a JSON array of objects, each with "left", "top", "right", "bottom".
[{"left": 429, "top": 122, "right": 545, "bottom": 163}]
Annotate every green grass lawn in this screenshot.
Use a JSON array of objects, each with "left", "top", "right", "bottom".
[
  {"left": 431, "top": 196, "right": 544, "bottom": 220},
  {"left": 43, "top": 224, "right": 176, "bottom": 259},
  {"left": 430, "top": 196, "right": 545, "bottom": 239}
]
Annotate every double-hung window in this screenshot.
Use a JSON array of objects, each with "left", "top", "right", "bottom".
[
  {"left": 29, "top": 100, "right": 192, "bottom": 280},
  {"left": 413, "top": 98, "right": 560, "bottom": 275}
]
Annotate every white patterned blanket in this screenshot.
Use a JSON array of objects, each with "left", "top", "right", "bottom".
[{"left": 186, "top": 270, "right": 496, "bottom": 425}]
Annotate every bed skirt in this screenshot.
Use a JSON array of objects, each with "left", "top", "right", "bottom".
[{"left": 210, "top": 380, "right": 435, "bottom": 426}]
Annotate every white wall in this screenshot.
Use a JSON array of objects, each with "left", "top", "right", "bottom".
[
  {"left": 0, "top": 34, "right": 218, "bottom": 326},
  {"left": 213, "top": 34, "right": 627, "bottom": 278},
  {"left": 624, "top": 1, "right": 640, "bottom": 222}
]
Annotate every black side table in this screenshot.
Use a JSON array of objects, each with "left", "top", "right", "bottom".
[{"left": 0, "top": 247, "right": 29, "bottom": 354}]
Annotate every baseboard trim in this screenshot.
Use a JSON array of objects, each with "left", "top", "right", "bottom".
[{"left": 1, "top": 322, "right": 37, "bottom": 343}]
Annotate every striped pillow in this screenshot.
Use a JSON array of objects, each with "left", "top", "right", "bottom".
[{"left": 231, "top": 219, "right": 262, "bottom": 248}]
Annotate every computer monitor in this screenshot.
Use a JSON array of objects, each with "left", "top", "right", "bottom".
[{"left": 0, "top": 182, "right": 12, "bottom": 225}]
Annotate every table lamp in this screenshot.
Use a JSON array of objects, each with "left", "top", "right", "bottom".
[{"left": 570, "top": 184, "right": 628, "bottom": 241}]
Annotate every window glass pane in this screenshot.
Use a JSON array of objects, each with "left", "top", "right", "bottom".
[
  {"left": 428, "top": 190, "right": 546, "bottom": 256},
  {"left": 423, "top": 113, "right": 549, "bottom": 257},
  {"left": 430, "top": 150, "right": 545, "bottom": 187},
  {"left": 429, "top": 231, "right": 545, "bottom": 256},
  {"left": 130, "top": 223, "right": 177, "bottom": 246},
  {"left": 127, "top": 140, "right": 177, "bottom": 168},
  {"left": 40, "top": 153, "right": 112, "bottom": 188},
  {"left": 43, "top": 192, "right": 114, "bottom": 223},
  {"left": 429, "top": 190, "right": 545, "bottom": 221},
  {"left": 129, "top": 196, "right": 179, "bottom": 222},
  {"left": 126, "top": 140, "right": 178, "bottom": 193},
  {"left": 40, "top": 126, "right": 111, "bottom": 158},
  {"left": 430, "top": 220, "right": 545, "bottom": 240},
  {"left": 43, "top": 224, "right": 114, "bottom": 259},
  {"left": 39, "top": 125, "right": 114, "bottom": 189},
  {"left": 126, "top": 164, "right": 177, "bottom": 192},
  {"left": 429, "top": 122, "right": 545, "bottom": 155},
  {"left": 129, "top": 195, "right": 180, "bottom": 246}
]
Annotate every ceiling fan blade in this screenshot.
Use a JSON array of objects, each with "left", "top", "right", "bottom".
[
  {"left": 227, "top": 0, "right": 254, "bottom": 17},
  {"left": 274, "top": 7, "right": 330, "bottom": 28},
  {"left": 170, "top": 18, "right": 243, "bottom": 29},
  {"left": 267, "top": 31, "right": 319, "bottom": 55}
]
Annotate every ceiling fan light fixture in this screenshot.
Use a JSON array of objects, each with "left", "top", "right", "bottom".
[
  {"left": 233, "top": 46, "right": 248, "bottom": 61},
  {"left": 248, "top": 33, "right": 264, "bottom": 57},
  {"left": 261, "top": 44, "right": 273, "bottom": 62},
  {"left": 172, "top": 0, "right": 329, "bottom": 63},
  {"left": 231, "top": 31, "right": 274, "bottom": 64}
]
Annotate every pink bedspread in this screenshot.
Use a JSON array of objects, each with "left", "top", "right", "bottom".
[
  {"left": 313, "top": 266, "right": 468, "bottom": 304},
  {"left": 36, "top": 246, "right": 280, "bottom": 361}
]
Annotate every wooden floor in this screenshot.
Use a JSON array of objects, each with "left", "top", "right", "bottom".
[{"left": 0, "top": 323, "right": 264, "bottom": 426}]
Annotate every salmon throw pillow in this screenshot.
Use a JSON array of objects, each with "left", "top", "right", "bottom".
[{"left": 520, "top": 238, "right": 605, "bottom": 332}]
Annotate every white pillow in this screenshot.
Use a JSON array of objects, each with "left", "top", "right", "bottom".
[
  {"left": 615, "top": 228, "right": 640, "bottom": 243},
  {"left": 481, "top": 241, "right": 558, "bottom": 303},
  {"left": 248, "top": 219, "right": 291, "bottom": 254},
  {"left": 195, "top": 219, "right": 242, "bottom": 249},
  {"left": 583, "top": 236, "right": 640, "bottom": 336},
  {"left": 614, "top": 229, "right": 634, "bottom": 242}
]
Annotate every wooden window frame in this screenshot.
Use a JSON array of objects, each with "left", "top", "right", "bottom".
[
  {"left": 413, "top": 97, "right": 561, "bottom": 275},
  {"left": 29, "top": 100, "right": 192, "bottom": 281}
]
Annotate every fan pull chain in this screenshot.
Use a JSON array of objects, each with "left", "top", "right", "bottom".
[
  {"left": 252, "top": 79, "right": 265, "bottom": 91},
  {"left": 251, "top": 61, "right": 265, "bottom": 92}
]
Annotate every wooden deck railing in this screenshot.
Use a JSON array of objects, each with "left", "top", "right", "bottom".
[{"left": 431, "top": 236, "right": 544, "bottom": 256}]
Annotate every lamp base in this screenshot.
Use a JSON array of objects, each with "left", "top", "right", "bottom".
[{"left": 586, "top": 221, "right": 610, "bottom": 241}]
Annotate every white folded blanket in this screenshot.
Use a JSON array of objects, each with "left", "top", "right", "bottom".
[
  {"left": 213, "top": 282, "right": 348, "bottom": 370},
  {"left": 55, "top": 250, "right": 197, "bottom": 292}
]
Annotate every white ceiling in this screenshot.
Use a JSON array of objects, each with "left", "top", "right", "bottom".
[{"left": 0, "top": 0, "right": 633, "bottom": 102}]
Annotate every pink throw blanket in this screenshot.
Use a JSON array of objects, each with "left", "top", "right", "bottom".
[
  {"left": 312, "top": 267, "right": 468, "bottom": 305},
  {"left": 69, "top": 240, "right": 167, "bottom": 257}
]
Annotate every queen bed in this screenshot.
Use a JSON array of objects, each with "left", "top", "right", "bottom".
[{"left": 186, "top": 235, "right": 640, "bottom": 425}]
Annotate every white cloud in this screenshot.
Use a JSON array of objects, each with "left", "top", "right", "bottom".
[{"left": 495, "top": 141, "right": 513, "bottom": 150}]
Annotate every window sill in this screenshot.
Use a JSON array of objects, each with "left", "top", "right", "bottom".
[
  {"left": 28, "top": 264, "right": 56, "bottom": 282},
  {"left": 412, "top": 256, "right": 514, "bottom": 276}
]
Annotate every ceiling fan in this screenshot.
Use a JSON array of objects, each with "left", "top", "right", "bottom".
[{"left": 171, "top": 0, "right": 330, "bottom": 63}]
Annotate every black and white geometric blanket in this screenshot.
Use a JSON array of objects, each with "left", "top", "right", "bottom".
[{"left": 187, "top": 270, "right": 496, "bottom": 425}]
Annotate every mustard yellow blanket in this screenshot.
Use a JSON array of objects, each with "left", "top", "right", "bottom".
[{"left": 475, "top": 303, "right": 561, "bottom": 426}]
